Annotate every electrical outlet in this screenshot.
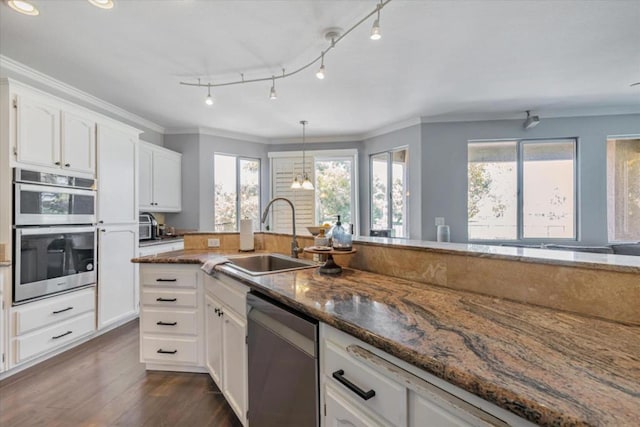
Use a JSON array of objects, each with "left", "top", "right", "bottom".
[
  {"left": 435, "top": 217, "right": 445, "bottom": 226},
  {"left": 207, "top": 238, "right": 220, "bottom": 248}
]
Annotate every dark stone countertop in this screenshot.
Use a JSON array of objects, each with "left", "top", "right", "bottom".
[{"left": 132, "top": 250, "right": 640, "bottom": 426}]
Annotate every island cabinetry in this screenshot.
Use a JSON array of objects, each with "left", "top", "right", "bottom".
[
  {"left": 10, "top": 287, "right": 96, "bottom": 367},
  {"left": 321, "top": 324, "right": 530, "bottom": 427},
  {"left": 139, "top": 264, "right": 204, "bottom": 370},
  {"left": 204, "top": 273, "right": 249, "bottom": 426},
  {"left": 11, "top": 89, "right": 96, "bottom": 177}
]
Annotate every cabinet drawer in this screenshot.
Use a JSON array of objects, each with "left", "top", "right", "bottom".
[
  {"left": 324, "top": 339, "right": 406, "bottom": 427},
  {"left": 142, "top": 336, "right": 198, "bottom": 365},
  {"left": 14, "top": 287, "right": 96, "bottom": 336},
  {"left": 141, "top": 309, "right": 198, "bottom": 335},
  {"left": 141, "top": 289, "right": 197, "bottom": 308},
  {"left": 204, "top": 274, "right": 248, "bottom": 316},
  {"left": 141, "top": 269, "right": 197, "bottom": 288},
  {"left": 15, "top": 311, "right": 95, "bottom": 363}
]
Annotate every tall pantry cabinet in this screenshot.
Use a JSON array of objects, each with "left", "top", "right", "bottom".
[{"left": 96, "top": 122, "right": 141, "bottom": 330}]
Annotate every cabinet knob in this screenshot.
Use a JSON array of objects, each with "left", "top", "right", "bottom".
[
  {"left": 64, "top": 163, "right": 71, "bottom": 167},
  {"left": 54, "top": 161, "right": 61, "bottom": 165}
]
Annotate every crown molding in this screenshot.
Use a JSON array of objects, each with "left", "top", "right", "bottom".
[
  {"left": 269, "top": 135, "right": 364, "bottom": 144},
  {"left": 362, "top": 117, "right": 422, "bottom": 140},
  {"left": 0, "top": 55, "right": 165, "bottom": 134},
  {"left": 164, "top": 126, "right": 269, "bottom": 144}
]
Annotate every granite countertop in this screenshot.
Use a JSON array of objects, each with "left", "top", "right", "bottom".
[{"left": 132, "top": 250, "right": 640, "bottom": 426}]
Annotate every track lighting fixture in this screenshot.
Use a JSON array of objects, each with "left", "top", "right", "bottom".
[
  {"left": 181, "top": 0, "right": 392, "bottom": 101},
  {"left": 7, "top": 0, "right": 39, "bottom": 16},
  {"left": 205, "top": 83, "right": 213, "bottom": 106},
  {"left": 523, "top": 110, "right": 540, "bottom": 130},
  {"left": 291, "top": 120, "right": 314, "bottom": 190},
  {"left": 316, "top": 54, "right": 326, "bottom": 80},
  {"left": 270, "top": 77, "right": 277, "bottom": 100}
]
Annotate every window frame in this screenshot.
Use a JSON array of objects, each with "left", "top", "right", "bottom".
[
  {"left": 369, "top": 146, "right": 409, "bottom": 238},
  {"left": 606, "top": 135, "right": 640, "bottom": 243},
  {"left": 467, "top": 138, "right": 578, "bottom": 243},
  {"left": 213, "top": 153, "right": 261, "bottom": 232}
]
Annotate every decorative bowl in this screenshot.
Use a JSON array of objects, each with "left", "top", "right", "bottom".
[{"left": 306, "top": 226, "right": 329, "bottom": 236}]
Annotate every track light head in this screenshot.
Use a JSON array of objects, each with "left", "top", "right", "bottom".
[
  {"left": 205, "top": 85, "right": 213, "bottom": 106},
  {"left": 523, "top": 110, "right": 540, "bottom": 129},
  {"left": 370, "top": 18, "right": 381, "bottom": 40},
  {"left": 270, "top": 76, "right": 277, "bottom": 100},
  {"left": 316, "top": 64, "right": 326, "bottom": 80}
]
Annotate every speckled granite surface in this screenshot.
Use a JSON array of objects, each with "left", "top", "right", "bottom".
[{"left": 133, "top": 251, "right": 640, "bottom": 426}]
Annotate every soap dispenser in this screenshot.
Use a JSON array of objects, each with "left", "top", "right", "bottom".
[{"left": 331, "top": 215, "right": 352, "bottom": 251}]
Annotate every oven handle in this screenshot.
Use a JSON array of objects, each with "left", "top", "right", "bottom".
[
  {"left": 16, "top": 182, "right": 96, "bottom": 196},
  {"left": 17, "top": 226, "right": 97, "bottom": 236}
]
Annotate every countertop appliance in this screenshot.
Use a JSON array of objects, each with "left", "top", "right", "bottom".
[
  {"left": 139, "top": 212, "right": 158, "bottom": 241},
  {"left": 247, "top": 292, "right": 319, "bottom": 427}
]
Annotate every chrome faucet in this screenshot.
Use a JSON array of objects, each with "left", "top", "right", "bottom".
[{"left": 261, "top": 197, "right": 302, "bottom": 258}]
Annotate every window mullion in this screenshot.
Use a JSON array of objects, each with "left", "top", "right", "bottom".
[{"left": 517, "top": 141, "right": 524, "bottom": 240}]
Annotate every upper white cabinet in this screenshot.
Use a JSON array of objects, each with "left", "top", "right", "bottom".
[
  {"left": 139, "top": 142, "right": 182, "bottom": 212},
  {"left": 97, "top": 122, "right": 139, "bottom": 224},
  {"left": 13, "top": 93, "right": 96, "bottom": 177}
]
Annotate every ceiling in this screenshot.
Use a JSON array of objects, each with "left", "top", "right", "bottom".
[{"left": 1, "top": 0, "right": 639, "bottom": 140}]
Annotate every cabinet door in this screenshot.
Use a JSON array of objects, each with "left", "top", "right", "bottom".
[
  {"left": 97, "top": 124, "right": 138, "bottom": 224},
  {"left": 0, "top": 268, "right": 5, "bottom": 373},
  {"left": 15, "top": 94, "right": 61, "bottom": 169},
  {"left": 205, "top": 294, "right": 223, "bottom": 386},
  {"left": 325, "top": 384, "right": 386, "bottom": 427},
  {"left": 152, "top": 149, "right": 182, "bottom": 211},
  {"left": 222, "top": 307, "right": 247, "bottom": 425},
  {"left": 98, "top": 225, "right": 138, "bottom": 329},
  {"left": 61, "top": 111, "right": 96, "bottom": 176},
  {"left": 138, "top": 143, "right": 154, "bottom": 210}
]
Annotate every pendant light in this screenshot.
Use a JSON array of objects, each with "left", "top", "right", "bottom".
[{"left": 291, "top": 120, "right": 314, "bottom": 190}]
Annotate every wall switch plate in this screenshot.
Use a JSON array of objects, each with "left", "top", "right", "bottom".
[
  {"left": 435, "top": 217, "right": 445, "bottom": 226},
  {"left": 207, "top": 238, "right": 220, "bottom": 248}
]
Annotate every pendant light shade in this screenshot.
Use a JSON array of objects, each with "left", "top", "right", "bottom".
[{"left": 292, "top": 120, "right": 314, "bottom": 190}]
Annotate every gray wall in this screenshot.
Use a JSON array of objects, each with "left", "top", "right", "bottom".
[
  {"left": 360, "top": 125, "right": 422, "bottom": 239},
  {"left": 420, "top": 114, "right": 640, "bottom": 244},
  {"left": 164, "top": 133, "right": 269, "bottom": 231}
]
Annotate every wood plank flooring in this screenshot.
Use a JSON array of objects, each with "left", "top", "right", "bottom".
[{"left": 0, "top": 320, "right": 242, "bottom": 427}]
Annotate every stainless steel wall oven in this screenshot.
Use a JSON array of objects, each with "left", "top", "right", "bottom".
[{"left": 13, "top": 169, "right": 97, "bottom": 304}]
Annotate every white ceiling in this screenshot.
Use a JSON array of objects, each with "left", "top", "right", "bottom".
[{"left": 1, "top": 0, "right": 639, "bottom": 140}]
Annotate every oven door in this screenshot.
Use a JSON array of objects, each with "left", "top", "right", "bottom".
[
  {"left": 14, "top": 226, "right": 97, "bottom": 303},
  {"left": 15, "top": 183, "right": 96, "bottom": 226}
]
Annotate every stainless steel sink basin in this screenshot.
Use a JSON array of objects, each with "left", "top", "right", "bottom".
[{"left": 226, "top": 253, "right": 316, "bottom": 276}]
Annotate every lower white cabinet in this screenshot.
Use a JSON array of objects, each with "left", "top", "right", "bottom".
[
  {"left": 204, "top": 273, "right": 249, "bottom": 426},
  {"left": 138, "top": 239, "right": 184, "bottom": 257},
  {"left": 98, "top": 225, "right": 139, "bottom": 329},
  {"left": 139, "top": 264, "right": 203, "bottom": 370},
  {"left": 321, "top": 324, "right": 528, "bottom": 427},
  {"left": 10, "top": 286, "right": 96, "bottom": 366}
]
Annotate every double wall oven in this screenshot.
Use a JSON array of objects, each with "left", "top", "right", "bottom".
[{"left": 13, "top": 169, "right": 97, "bottom": 304}]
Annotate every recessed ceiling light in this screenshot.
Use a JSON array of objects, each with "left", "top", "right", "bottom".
[
  {"left": 6, "top": 0, "right": 39, "bottom": 16},
  {"left": 88, "top": 0, "right": 114, "bottom": 9}
]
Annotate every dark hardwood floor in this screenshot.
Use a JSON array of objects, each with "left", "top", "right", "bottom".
[{"left": 0, "top": 320, "right": 242, "bottom": 427}]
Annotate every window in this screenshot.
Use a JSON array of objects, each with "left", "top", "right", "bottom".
[
  {"left": 370, "top": 148, "right": 408, "bottom": 238},
  {"left": 269, "top": 150, "right": 358, "bottom": 234},
  {"left": 467, "top": 139, "right": 576, "bottom": 241},
  {"left": 607, "top": 138, "right": 640, "bottom": 242},
  {"left": 214, "top": 154, "right": 260, "bottom": 232}
]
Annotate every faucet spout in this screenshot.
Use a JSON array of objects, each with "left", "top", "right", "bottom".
[{"left": 261, "top": 197, "right": 301, "bottom": 258}]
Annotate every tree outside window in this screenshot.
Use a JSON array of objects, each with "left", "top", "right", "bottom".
[{"left": 214, "top": 154, "right": 260, "bottom": 231}]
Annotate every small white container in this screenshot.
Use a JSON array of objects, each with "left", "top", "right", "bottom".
[{"left": 436, "top": 225, "right": 450, "bottom": 242}]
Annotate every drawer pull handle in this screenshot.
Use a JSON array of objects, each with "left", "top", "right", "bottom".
[
  {"left": 156, "top": 321, "right": 178, "bottom": 326},
  {"left": 156, "top": 278, "right": 177, "bottom": 282},
  {"left": 156, "top": 297, "right": 177, "bottom": 302},
  {"left": 52, "top": 331, "right": 73, "bottom": 340},
  {"left": 332, "top": 369, "right": 376, "bottom": 400},
  {"left": 157, "top": 349, "right": 177, "bottom": 354},
  {"left": 52, "top": 306, "right": 73, "bottom": 314}
]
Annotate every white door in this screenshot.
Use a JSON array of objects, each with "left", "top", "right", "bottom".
[
  {"left": 152, "top": 149, "right": 182, "bottom": 211},
  {"left": 97, "top": 123, "right": 138, "bottom": 224},
  {"left": 15, "top": 94, "right": 61, "bottom": 169},
  {"left": 138, "top": 143, "right": 154, "bottom": 210},
  {"left": 61, "top": 111, "right": 96, "bottom": 176},
  {"left": 97, "top": 225, "right": 138, "bottom": 329},
  {"left": 205, "top": 294, "right": 223, "bottom": 386},
  {"left": 222, "top": 307, "right": 248, "bottom": 425}
]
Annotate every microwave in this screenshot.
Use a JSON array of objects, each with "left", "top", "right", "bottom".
[{"left": 139, "top": 213, "right": 158, "bottom": 240}]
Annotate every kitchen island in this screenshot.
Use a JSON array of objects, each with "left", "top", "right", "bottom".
[{"left": 133, "top": 249, "right": 640, "bottom": 426}]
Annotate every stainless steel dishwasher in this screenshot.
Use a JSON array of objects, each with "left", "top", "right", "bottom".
[{"left": 247, "top": 292, "right": 319, "bottom": 427}]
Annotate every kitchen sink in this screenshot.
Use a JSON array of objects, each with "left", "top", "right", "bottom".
[{"left": 226, "top": 253, "right": 316, "bottom": 276}]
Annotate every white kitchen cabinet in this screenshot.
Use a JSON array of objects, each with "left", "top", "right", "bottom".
[
  {"left": 96, "top": 122, "right": 138, "bottom": 224},
  {"left": 139, "top": 142, "right": 182, "bottom": 212},
  {"left": 325, "top": 383, "right": 386, "bottom": 427},
  {"left": 139, "top": 264, "right": 204, "bottom": 370},
  {"left": 0, "top": 266, "right": 7, "bottom": 373},
  {"left": 97, "top": 225, "right": 139, "bottom": 329},
  {"left": 204, "top": 273, "right": 249, "bottom": 426},
  {"left": 13, "top": 93, "right": 96, "bottom": 177},
  {"left": 138, "top": 239, "right": 184, "bottom": 257}
]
